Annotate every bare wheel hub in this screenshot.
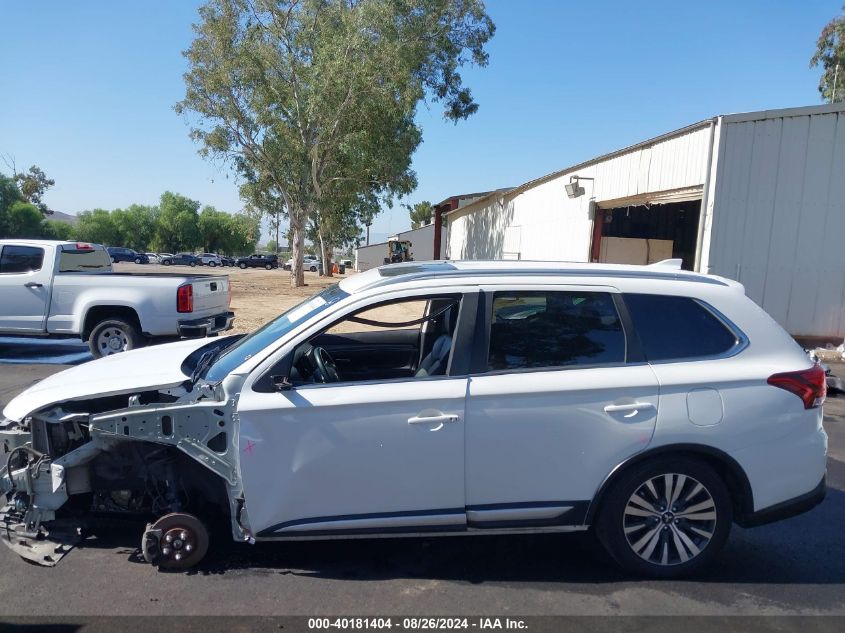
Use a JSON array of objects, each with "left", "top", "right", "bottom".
[{"left": 142, "top": 512, "right": 209, "bottom": 570}]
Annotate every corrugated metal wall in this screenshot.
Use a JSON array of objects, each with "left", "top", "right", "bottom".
[
  {"left": 447, "top": 126, "right": 711, "bottom": 262},
  {"left": 708, "top": 110, "right": 845, "bottom": 338}
]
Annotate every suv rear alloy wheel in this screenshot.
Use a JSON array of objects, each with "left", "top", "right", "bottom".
[{"left": 596, "top": 458, "right": 732, "bottom": 578}]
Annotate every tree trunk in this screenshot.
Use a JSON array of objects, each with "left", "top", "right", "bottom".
[
  {"left": 319, "top": 230, "right": 333, "bottom": 278},
  {"left": 290, "top": 217, "right": 305, "bottom": 287}
]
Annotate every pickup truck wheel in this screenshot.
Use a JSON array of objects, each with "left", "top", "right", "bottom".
[
  {"left": 239, "top": 262, "right": 247, "bottom": 269},
  {"left": 89, "top": 318, "right": 144, "bottom": 358}
]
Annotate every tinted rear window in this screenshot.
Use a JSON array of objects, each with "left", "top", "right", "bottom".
[
  {"left": 59, "top": 247, "right": 112, "bottom": 272},
  {"left": 0, "top": 245, "right": 44, "bottom": 273},
  {"left": 624, "top": 294, "right": 740, "bottom": 361},
  {"left": 488, "top": 291, "right": 626, "bottom": 371}
]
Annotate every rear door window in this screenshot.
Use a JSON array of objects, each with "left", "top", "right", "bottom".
[
  {"left": 0, "top": 245, "right": 45, "bottom": 273},
  {"left": 487, "top": 290, "right": 626, "bottom": 371},
  {"left": 623, "top": 294, "right": 740, "bottom": 361}
]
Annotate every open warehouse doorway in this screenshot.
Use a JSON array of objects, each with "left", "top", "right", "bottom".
[{"left": 591, "top": 199, "right": 702, "bottom": 270}]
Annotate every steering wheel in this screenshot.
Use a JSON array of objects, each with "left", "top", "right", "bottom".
[{"left": 306, "top": 346, "right": 341, "bottom": 383}]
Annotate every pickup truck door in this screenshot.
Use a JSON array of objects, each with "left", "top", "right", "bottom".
[{"left": 0, "top": 244, "right": 52, "bottom": 333}]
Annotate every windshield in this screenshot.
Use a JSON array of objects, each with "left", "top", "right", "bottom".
[{"left": 204, "top": 284, "right": 349, "bottom": 383}]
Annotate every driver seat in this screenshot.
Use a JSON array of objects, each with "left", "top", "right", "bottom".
[{"left": 415, "top": 334, "right": 452, "bottom": 378}]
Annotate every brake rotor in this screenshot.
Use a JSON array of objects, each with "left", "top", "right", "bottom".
[{"left": 142, "top": 512, "right": 209, "bottom": 570}]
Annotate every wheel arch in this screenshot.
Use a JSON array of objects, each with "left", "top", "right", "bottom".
[
  {"left": 585, "top": 443, "right": 754, "bottom": 525},
  {"left": 82, "top": 305, "right": 143, "bottom": 341}
]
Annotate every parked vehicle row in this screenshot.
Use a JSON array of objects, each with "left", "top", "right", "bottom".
[
  {"left": 0, "top": 259, "right": 826, "bottom": 578},
  {"left": 105, "top": 247, "right": 336, "bottom": 273},
  {"left": 106, "top": 249, "right": 240, "bottom": 267},
  {"left": 0, "top": 239, "right": 234, "bottom": 358}
]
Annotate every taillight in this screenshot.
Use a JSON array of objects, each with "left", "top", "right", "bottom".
[
  {"left": 177, "top": 284, "right": 193, "bottom": 313},
  {"left": 227, "top": 282, "right": 232, "bottom": 308},
  {"left": 767, "top": 364, "right": 827, "bottom": 409}
]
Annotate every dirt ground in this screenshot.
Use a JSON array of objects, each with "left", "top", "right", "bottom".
[{"left": 115, "top": 262, "right": 345, "bottom": 335}]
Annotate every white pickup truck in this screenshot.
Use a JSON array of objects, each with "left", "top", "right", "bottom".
[{"left": 0, "top": 240, "right": 235, "bottom": 358}]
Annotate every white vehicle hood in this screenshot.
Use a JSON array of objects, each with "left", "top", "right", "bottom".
[{"left": 2, "top": 337, "right": 214, "bottom": 422}]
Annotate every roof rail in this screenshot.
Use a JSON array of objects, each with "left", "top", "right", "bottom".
[{"left": 648, "top": 258, "right": 683, "bottom": 269}]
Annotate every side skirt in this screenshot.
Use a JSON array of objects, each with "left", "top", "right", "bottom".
[{"left": 255, "top": 523, "right": 590, "bottom": 542}]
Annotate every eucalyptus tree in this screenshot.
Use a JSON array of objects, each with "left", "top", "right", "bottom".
[
  {"left": 177, "top": 0, "right": 494, "bottom": 286},
  {"left": 811, "top": 5, "right": 845, "bottom": 102}
]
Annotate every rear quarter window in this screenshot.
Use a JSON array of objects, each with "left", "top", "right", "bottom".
[{"left": 624, "top": 293, "right": 741, "bottom": 361}]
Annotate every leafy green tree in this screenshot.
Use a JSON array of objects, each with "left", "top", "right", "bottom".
[
  {"left": 266, "top": 239, "right": 278, "bottom": 254},
  {"left": 178, "top": 0, "right": 494, "bottom": 286},
  {"left": 811, "top": 5, "right": 845, "bottom": 102},
  {"left": 75, "top": 209, "right": 123, "bottom": 246},
  {"left": 14, "top": 165, "right": 55, "bottom": 215},
  {"left": 42, "top": 220, "right": 76, "bottom": 240},
  {"left": 197, "top": 205, "right": 234, "bottom": 252},
  {"left": 0, "top": 173, "right": 24, "bottom": 237},
  {"left": 153, "top": 192, "right": 201, "bottom": 252},
  {"left": 112, "top": 204, "right": 160, "bottom": 251},
  {"left": 5, "top": 202, "right": 43, "bottom": 237},
  {"left": 406, "top": 201, "right": 433, "bottom": 229},
  {"left": 228, "top": 212, "right": 261, "bottom": 255}
]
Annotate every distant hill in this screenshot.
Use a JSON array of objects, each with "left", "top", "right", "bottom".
[{"left": 47, "top": 210, "right": 79, "bottom": 224}]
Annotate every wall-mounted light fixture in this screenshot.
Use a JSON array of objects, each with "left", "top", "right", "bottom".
[{"left": 565, "top": 175, "right": 594, "bottom": 199}]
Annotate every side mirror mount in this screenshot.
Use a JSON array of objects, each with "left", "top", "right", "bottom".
[{"left": 271, "top": 375, "right": 294, "bottom": 392}]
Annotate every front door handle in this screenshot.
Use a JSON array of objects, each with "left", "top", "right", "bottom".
[
  {"left": 24, "top": 282, "right": 43, "bottom": 288},
  {"left": 408, "top": 414, "right": 459, "bottom": 425},
  {"left": 604, "top": 402, "right": 655, "bottom": 414}
]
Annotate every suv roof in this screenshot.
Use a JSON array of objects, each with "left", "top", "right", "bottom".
[{"left": 340, "top": 259, "right": 740, "bottom": 295}]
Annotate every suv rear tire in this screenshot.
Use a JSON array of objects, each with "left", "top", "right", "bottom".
[
  {"left": 89, "top": 318, "right": 145, "bottom": 358},
  {"left": 595, "top": 457, "right": 732, "bottom": 578}
]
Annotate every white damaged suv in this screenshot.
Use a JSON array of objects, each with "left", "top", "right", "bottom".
[{"left": 0, "top": 260, "right": 827, "bottom": 576}]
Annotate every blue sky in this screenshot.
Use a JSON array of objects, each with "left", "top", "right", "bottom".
[{"left": 0, "top": 0, "right": 838, "bottom": 243}]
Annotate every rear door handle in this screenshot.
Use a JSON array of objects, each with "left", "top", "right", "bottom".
[
  {"left": 408, "top": 414, "right": 459, "bottom": 425},
  {"left": 604, "top": 402, "right": 655, "bottom": 414},
  {"left": 24, "top": 282, "right": 43, "bottom": 288}
]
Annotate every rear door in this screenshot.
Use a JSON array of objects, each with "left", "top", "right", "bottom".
[
  {"left": 464, "top": 285, "right": 659, "bottom": 527},
  {"left": 0, "top": 244, "right": 52, "bottom": 332}
]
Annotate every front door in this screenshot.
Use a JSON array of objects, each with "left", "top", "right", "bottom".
[
  {"left": 464, "top": 287, "right": 659, "bottom": 526},
  {"left": 236, "top": 292, "right": 471, "bottom": 538},
  {"left": 0, "top": 244, "right": 50, "bottom": 333}
]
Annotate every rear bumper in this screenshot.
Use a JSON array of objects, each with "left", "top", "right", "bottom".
[
  {"left": 177, "top": 311, "right": 235, "bottom": 338},
  {"left": 737, "top": 475, "right": 826, "bottom": 528}
]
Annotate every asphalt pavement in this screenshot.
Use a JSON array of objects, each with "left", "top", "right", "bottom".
[{"left": 0, "top": 358, "right": 842, "bottom": 617}]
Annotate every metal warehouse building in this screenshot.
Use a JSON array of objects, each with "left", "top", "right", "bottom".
[{"left": 445, "top": 103, "right": 845, "bottom": 340}]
